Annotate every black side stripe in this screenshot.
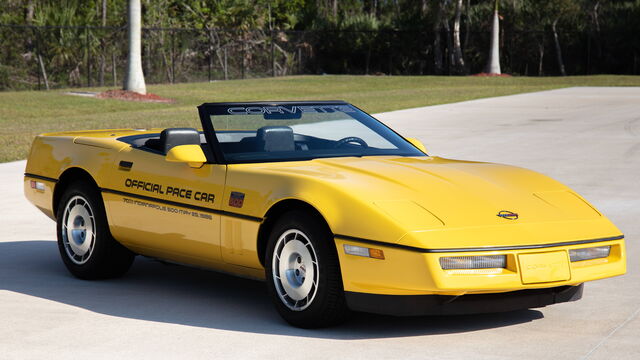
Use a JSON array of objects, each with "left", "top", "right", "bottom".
[
  {"left": 100, "top": 188, "right": 263, "bottom": 223},
  {"left": 334, "top": 234, "right": 625, "bottom": 253},
  {"left": 24, "top": 173, "right": 58, "bottom": 183}
]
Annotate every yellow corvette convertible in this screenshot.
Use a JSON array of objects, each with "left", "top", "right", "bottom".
[{"left": 24, "top": 101, "right": 626, "bottom": 327}]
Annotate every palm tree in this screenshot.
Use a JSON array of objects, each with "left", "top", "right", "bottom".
[
  {"left": 124, "top": 0, "right": 146, "bottom": 94},
  {"left": 452, "top": 0, "right": 466, "bottom": 74},
  {"left": 485, "top": 0, "right": 501, "bottom": 74}
]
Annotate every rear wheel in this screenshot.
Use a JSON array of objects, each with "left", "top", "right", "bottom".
[
  {"left": 265, "top": 211, "right": 350, "bottom": 328},
  {"left": 56, "top": 182, "right": 134, "bottom": 279}
]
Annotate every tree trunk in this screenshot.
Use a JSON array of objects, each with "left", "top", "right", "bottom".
[
  {"left": 463, "top": 0, "right": 470, "bottom": 51},
  {"left": 365, "top": 42, "right": 372, "bottom": 74},
  {"left": 161, "top": 49, "right": 172, "bottom": 83},
  {"left": 37, "top": 54, "right": 49, "bottom": 90},
  {"left": 432, "top": 1, "right": 444, "bottom": 75},
  {"left": 443, "top": 17, "right": 453, "bottom": 74},
  {"left": 224, "top": 48, "right": 228, "bottom": 80},
  {"left": 26, "top": 0, "right": 35, "bottom": 24},
  {"left": 552, "top": 18, "right": 566, "bottom": 76},
  {"left": 98, "top": 0, "right": 107, "bottom": 86},
  {"left": 592, "top": 1, "right": 601, "bottom": 33},
  {"left": 112, "top": 52, "right": 117, "bottom": 87},
  {"left": 25, "top": 0, "right": 36, "bottom": 52},
  {"left": 102, "top": 0, "right": 107, "bottom": 26},
  {"left": 99, "top": 56, "right": 105, "bottom": 86},
  {"left": 452, "top": 0, "right": 465, "bottom": 74},
  {"left": 214, "top": 47, "right": 226, "bottom": 80},
  {"left": 591, "top": 1, "right": 602, "bottom": 68},
  {"left": 124, "top": 0, "right": 147, "bottom": 94},
  {"left": 145, "top": 38, "right": 152, "bottom": 78},
  {"left": 485, "top": 0, "right": 501, "bottom": 74},
  {"left": 537, "top": 41, "right": 544, "bottom": 76}
]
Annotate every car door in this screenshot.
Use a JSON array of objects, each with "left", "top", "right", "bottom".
[{"left": 102, "top": 145, "right": 226, "bottom": 267}]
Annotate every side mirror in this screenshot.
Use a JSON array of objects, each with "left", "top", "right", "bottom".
[
  {"left": 405, "top": 137, "right": 428, "bottom": 154},
  {"left": 166, "top": 144, "right": 207, "bottom": 168}
]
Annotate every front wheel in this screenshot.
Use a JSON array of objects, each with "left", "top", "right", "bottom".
[
  {"left": 265, "top": 212, "right": 350, "bottom": 328},
  {"left": 56, "top": 182, "right": 135, "bottom": 279}
]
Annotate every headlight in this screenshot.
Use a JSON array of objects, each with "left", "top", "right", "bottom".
[
  {"left": 569, "top": 246, "right": 610, "bottom": 262},
  {"left": 440, "top": 255, "right": 506, "bottom": 270}
]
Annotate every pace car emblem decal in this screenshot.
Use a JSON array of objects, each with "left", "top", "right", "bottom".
[
  {"left": 229, "top": 191, "right": 245, "bottom": 208},
  {"left": 497, "top": 210, "right": 519, "bottom": 220}
]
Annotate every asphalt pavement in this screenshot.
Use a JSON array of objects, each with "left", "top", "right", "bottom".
[{"left": 1, "top": 87, "right": 638, "bottom": 359}]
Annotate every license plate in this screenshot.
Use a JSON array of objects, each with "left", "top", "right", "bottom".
[{"left": 518, "top": 251, "right": 571, "bottom": 284}]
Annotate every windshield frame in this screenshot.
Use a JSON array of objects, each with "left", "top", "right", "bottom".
[{"left": 197, "top": 101, "right": 426, "bottom": 164}]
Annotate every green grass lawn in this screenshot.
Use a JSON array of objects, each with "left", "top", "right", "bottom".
[{"left": 1, "top": 74, "right": 639, "bottom": 163}]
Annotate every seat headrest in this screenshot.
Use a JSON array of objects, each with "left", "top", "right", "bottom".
[
  {"left": 160, "top": 128, "right": 201, "bottom": 154},
  {"left": 256, "top": 126, "right": 294, "bottom": 152}
]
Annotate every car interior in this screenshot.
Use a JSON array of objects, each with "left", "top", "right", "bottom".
[{"left": 121, "top": 126, "right": 365, "bottom": 157}]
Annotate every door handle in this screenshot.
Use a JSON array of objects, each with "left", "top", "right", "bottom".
[{"left": 119, "top": 161, "right": 133, "bottom": 170}]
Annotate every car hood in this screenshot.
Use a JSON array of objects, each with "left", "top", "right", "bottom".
[{"left": 305, "top": 156, "right": 603, "bottom": 230}]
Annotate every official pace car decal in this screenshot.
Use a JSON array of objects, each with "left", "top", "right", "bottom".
[
  {"left": 121, "top": 197, "right": 213, "bottom": 221},
  {"left": 116, "top": 179, "right": 261, "bottom": 222},
  {"left": 116, "top": 178, "right": 217, "bottom": 221},
  {"left": 124, "top": 178, "right": 215, "bottom": 203}
]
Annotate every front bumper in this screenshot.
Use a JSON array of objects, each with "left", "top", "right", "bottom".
[
  {"left": 335, "top": 236, "right": 626, "bottom": 296},
  {"left": 345, "top": 284, "right": 583, "bottom": 316}
]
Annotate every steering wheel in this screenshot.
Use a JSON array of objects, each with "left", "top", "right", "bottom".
[{"left": 333, "top": 136, "right": 368, "bottom": 149}]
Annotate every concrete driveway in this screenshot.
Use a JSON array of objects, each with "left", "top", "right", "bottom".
[{"left": 1, "top": 87, "right": 638, "bottom": 359}]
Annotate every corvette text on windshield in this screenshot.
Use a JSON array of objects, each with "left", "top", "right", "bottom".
[{"left": 226, "top": 105, "right": 355, "bottom": 115}]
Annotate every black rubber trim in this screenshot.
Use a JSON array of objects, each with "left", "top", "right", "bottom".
[
  {"left": 336, "top": 234, "right": 435, "bottom": 252},
  {"left": 345, "top": 284, "right": 584, "bottom": 316},
  {"left": 198, "top": 106, "right": 225, "bottom": 163},
  {"left": 334, "top": 234, "right": 625, "bottom": 253},
  {"left": 100, "top": 188, "right": 263, "bottom": 222},
  {"left": 24, "top": 173, "right": 58, "bottom": 183}
]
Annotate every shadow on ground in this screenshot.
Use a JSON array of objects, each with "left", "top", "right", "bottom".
[{"left": 0, "top": 240, "right": 544, "bottom": 339}]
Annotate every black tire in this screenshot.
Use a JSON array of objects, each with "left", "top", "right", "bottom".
[
  {"left": 265, "top": 211, "right": 350, "bottom": 328},
  {"left": 56, "top": 181, "right": 135, "bottom": 279}
]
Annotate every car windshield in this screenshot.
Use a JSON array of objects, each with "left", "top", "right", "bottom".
[{"left": 201, "top": 102, "right": 425, "bottom": 163}]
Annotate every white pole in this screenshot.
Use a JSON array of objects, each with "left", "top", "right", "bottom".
[
  {"left": 123, "top": 0, "right": 146, "bottom": 94},
  {"left": 485, "top": 0, "right": 501, "bottom": 74}
]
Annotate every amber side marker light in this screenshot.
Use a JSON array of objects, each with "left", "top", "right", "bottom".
[{"left": 344, "top": 244, "right": 385, "bottom": 260}]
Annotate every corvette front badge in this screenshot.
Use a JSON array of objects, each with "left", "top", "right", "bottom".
[{"left": 497, "top": 210, "right": 518, "bottom": 220}]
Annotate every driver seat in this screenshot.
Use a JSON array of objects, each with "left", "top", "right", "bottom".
[
  {"left": 256, "top": 126, "right": 295, "bottom": 152},
  {"left": 144, "top": 128, "right": 201, "bottom": 154}
]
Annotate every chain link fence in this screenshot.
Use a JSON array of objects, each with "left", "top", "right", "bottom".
[{"left": 1, "top": 24, "right": 638, "bottom": 91}]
